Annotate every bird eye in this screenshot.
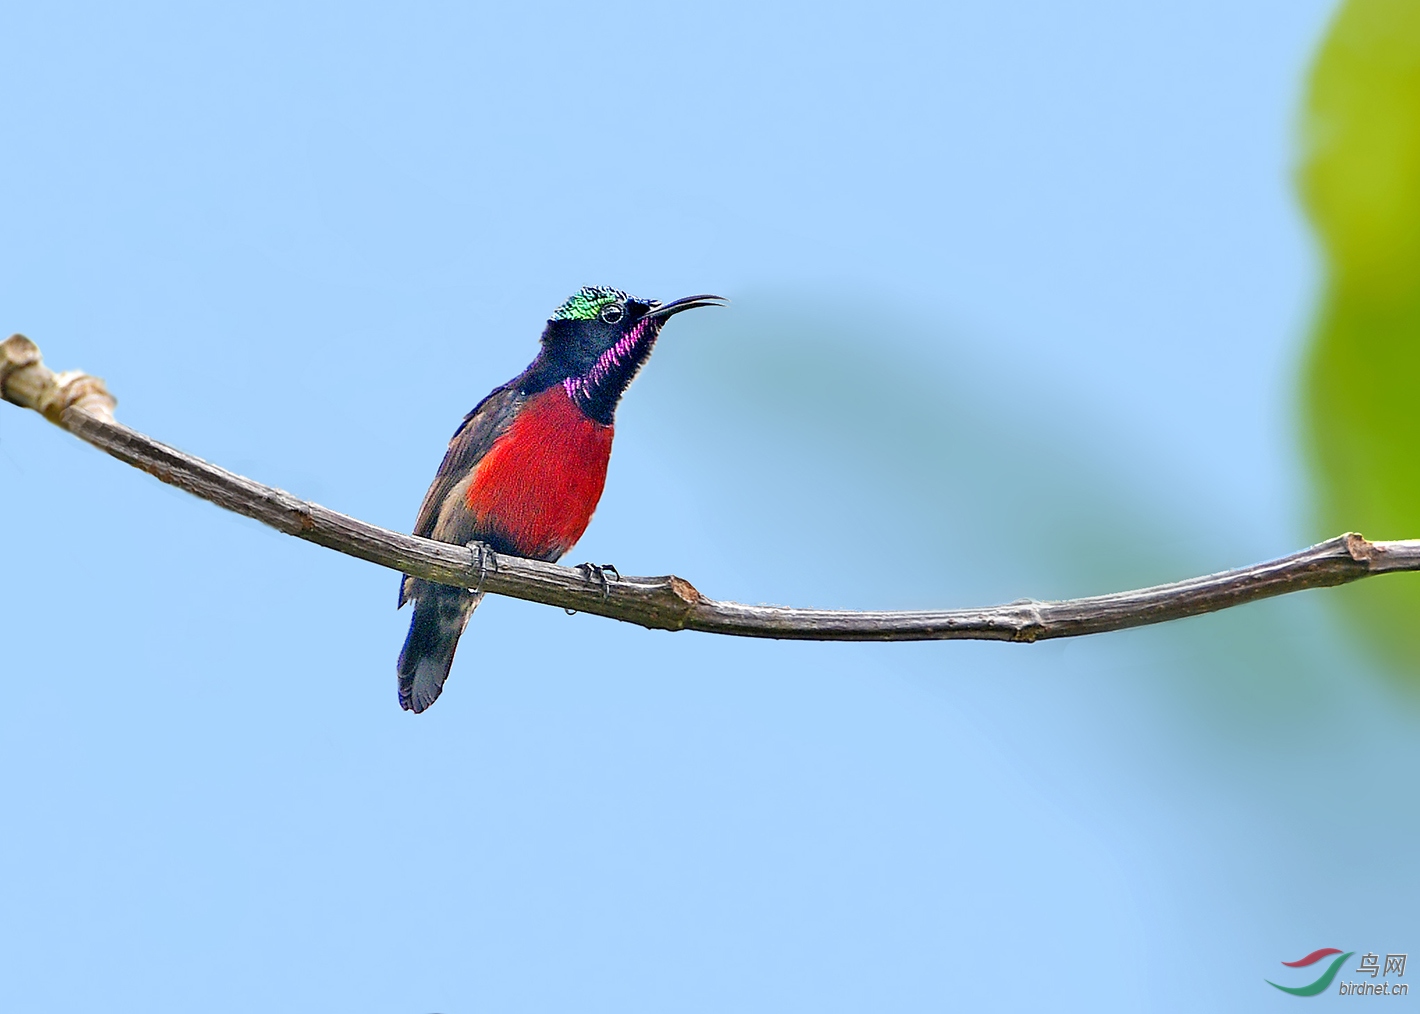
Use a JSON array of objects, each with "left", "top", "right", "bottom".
[{"left": 599, "top": 303, "right": 624, "bottom": 324}]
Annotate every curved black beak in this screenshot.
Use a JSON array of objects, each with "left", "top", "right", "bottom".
[{"left": 644, "top": 294, "right": 728, "bottom": 320}]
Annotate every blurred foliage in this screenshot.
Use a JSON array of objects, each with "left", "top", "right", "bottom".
[
  {"left": 642, "top": 298, "right": 1353, "bottom": 729},
  {"left": 1302, "top": 0, "right": 1420, "bottom": 677}
]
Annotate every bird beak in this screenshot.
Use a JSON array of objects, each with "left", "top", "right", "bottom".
[{"left": 643, "top": 294, "right": 728, "bottom": 320}]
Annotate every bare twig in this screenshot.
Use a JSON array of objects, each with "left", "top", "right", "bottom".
[{"left": 5, "top": 333, "right": 1418, "bottom": 642}]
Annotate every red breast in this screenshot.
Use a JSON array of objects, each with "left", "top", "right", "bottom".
[{"left": 464, "top": 384, "right": 614, "bottom": 560}]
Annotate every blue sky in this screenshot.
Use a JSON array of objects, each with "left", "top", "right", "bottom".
[{"left": 4, "top": 2, "right": 1413, "bottom": 1011}]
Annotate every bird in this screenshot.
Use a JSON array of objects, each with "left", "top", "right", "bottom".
[{"left": 396, "top": 286, "right": 725, "bottom": 712}]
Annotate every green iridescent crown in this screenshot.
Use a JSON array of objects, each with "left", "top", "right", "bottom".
[{"left": 550, "top": 286, "right": 631, "bottom": 322}]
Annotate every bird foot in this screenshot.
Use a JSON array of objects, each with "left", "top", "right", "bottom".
[
  {"left": 467, "top": 541, "right": 499, "bottom": 594},
  {"left": 576, "top": 561, "right": 621, "bottom": 601}
]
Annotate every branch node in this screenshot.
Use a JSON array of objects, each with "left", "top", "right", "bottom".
[
  {"left": 668, "top": 576, "right": 702, "bottom": 606},
  {"left": 0, "top": 333, "right": 42, "bottom": 389},
  {"left": 1344, "top": 531, "right": 1375, "bottom": 566},
  {"left": 48, "top": 370, "right": 117, "bottom": 423},
  {"left": 1012, "top": 601, "right": 1047, "bottom": 642},
  {"left": 1, "top": 334, "right": 116, "bottom": 423}
]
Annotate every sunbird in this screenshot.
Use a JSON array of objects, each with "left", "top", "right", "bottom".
[{"left": 397, "top": 287, "right": 725, "bottom": 712}]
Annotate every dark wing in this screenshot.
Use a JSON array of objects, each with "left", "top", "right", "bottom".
[
  {"left": 411, "top": 382, "right": 524, "bottom": 539},
  {"left": 400, "top": 382, "right": 524, "bottom": 606}
]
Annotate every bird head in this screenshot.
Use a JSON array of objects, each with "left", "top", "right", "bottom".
[{"left": 535, "top": 285, "right": 725, "bottom": 424}]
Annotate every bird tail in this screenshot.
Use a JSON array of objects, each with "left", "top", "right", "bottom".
[{"left": 397, "top": 581, "right": 483, "bottom": 713}]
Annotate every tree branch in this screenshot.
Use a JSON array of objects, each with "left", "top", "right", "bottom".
[{"left": 5, "top": 333, "right": 1418, "bottom": 642}]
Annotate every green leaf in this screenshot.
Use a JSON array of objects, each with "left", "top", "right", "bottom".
[{"left": 1302, "top": 0, "right": 1420, "bottom": 676}]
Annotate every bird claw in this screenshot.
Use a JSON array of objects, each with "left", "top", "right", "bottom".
[
  {"left": 577, "top": 561, "right": 621, "bottom": 600},
  {"left": 468, "top": 541, "right": 498, "bottom": 594}
]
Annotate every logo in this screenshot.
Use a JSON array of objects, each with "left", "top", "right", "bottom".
[{"left": 1268, "top": 948, "right": 1408, "bottom": 998}]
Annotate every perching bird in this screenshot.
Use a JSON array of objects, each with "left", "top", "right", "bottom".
[{"left": 397, "top": 286, "right": 725, "bottom": 712}]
